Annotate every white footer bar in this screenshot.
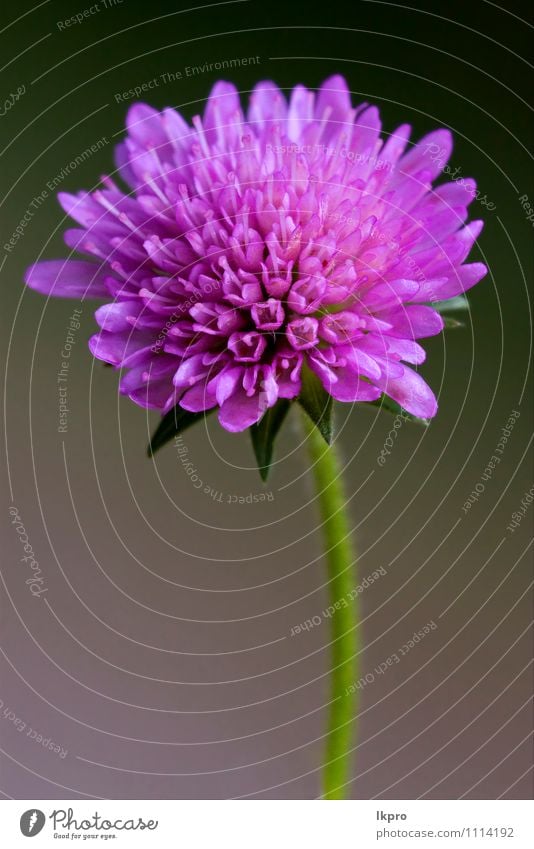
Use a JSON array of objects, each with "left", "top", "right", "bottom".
[{"left": 2, "top": 799, "right": 533, "bottom": 848}]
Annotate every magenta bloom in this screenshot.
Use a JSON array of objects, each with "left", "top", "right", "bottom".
[{"left": 26, "top": 75, "right": 486, "bottom": 431}]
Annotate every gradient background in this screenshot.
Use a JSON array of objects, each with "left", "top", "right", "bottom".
[{"left": 1, "top": 0, "right": 532, "bottom": 800}]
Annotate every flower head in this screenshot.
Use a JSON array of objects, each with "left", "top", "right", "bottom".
[{"left": 26, "top": 75, "right": 487, "bottom": 431}]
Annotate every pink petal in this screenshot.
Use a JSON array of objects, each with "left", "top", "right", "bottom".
[
  {"left": 287, "top": 85, "right": 315, "bottom": 141},
  {"left": 374, "top": 366, "right": 438, "bottom": 418},
  {"left": 383, "top": 305, "right": 445, "bottom": 338},
  {"left": 89, "top": 330, "right": 155, "bottom": 367},
  {"left": 314, "top": 75, "right": 353, "bottom": 141},
  {"left": 180, "top": 380, "right": 218, "bottom": 412},
  {"left": 95, "top": 301, "right": 143, "bottom": 331},
  {"left": 25, "top": 260, "right": 109, "bottom": 298},
  {"left": 58, "top": 191, "right": 101, "bottom": 228},
  {"left": 218, "top": 387, "right": 270, "bottom": 432},
  {"left": 380, "top": 124, "right": 411, "bottom": 167},
  {"left": 114, "top": 142, "right": 137, "bottom": 190},
  {"left": 128, "top": 382, "right": 174, "bottom": 409},
  {"left": 247, "top": 81, "right": 287, "bottom": 130},
  {"left": 214, "top": 366, "right": 243, "bottom": 406},
  {"left": 125, "top": 103, "right": 168, "bottom": 149},
  {"left": 203, "top": 81, "right": 243, "bottom": 144},
  {"left": 173, "top": 354, "right": 207, "bottom": 388},
  {"left": 120, "top": 360, "right": 177, "bottom": 409},
  {"left": 431, "top": 262, "right": 488, "bottom": 300},
  {"left": 364, "top": 279, "right": 420, "bottom": 310},
  {"left": 161, "top": 107, "right": 191, "bottom": 150},
  {"left": 351, "top": 106, "right": 382, "bottom": 156},
  {"left": 308, "top": 351, "right": 381, "bottom": 402},
  {"left": 328, "top": 371, "right": 381, "bottom": 403},
  {"left": 424, "top": 221, "right": 484, "bottom": 277},
  {"left": 399, "top": 128, "right": 453, "bottom": 180}
]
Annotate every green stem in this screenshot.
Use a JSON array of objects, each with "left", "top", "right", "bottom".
[{"left": 301, "top": 410, "right": 358, "bottom": 800}]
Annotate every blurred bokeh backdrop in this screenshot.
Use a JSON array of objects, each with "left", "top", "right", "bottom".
[{"left": 1, "top": 0, "right": 532, "bottom": 799}]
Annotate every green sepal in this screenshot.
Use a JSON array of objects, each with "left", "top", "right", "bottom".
[
  {"left": 433, "top": 294, "right": 469, "bottom": 330},
  {"left": 433, "top": 295, "right": 469, "bottom": 313},
  {"left": 147, "top": 405, "right": 213, "bottom": 457},
  {"left": 249, "top": 399, "right": 291, "bottom": 481},
  {"left": 297, "top": 365, "right": 333, "bottom": 444}
]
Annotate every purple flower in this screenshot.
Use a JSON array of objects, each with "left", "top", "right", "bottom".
[{"left": 25, "top": 75, "right": 487, "bottom": 432}]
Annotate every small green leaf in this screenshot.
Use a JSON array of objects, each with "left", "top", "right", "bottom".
[
  {"left": 250, "top": 399, "right": 291, "bottom": 481},
  {"left": 369, "top": 394, "right": 429, "bottom": 427},
  {"left": 433, "top": 295, "right": 469, "bottom": 313},
  {"left": 298, "top": 365, "right": 333, "bottom": 444},
  {"left": 147, "top": 405, "right": 212, "bottom": 457}
]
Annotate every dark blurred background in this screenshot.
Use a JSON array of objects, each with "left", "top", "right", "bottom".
[{"left": 1, "top": 0, "right": 532, "bottom": 799}]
